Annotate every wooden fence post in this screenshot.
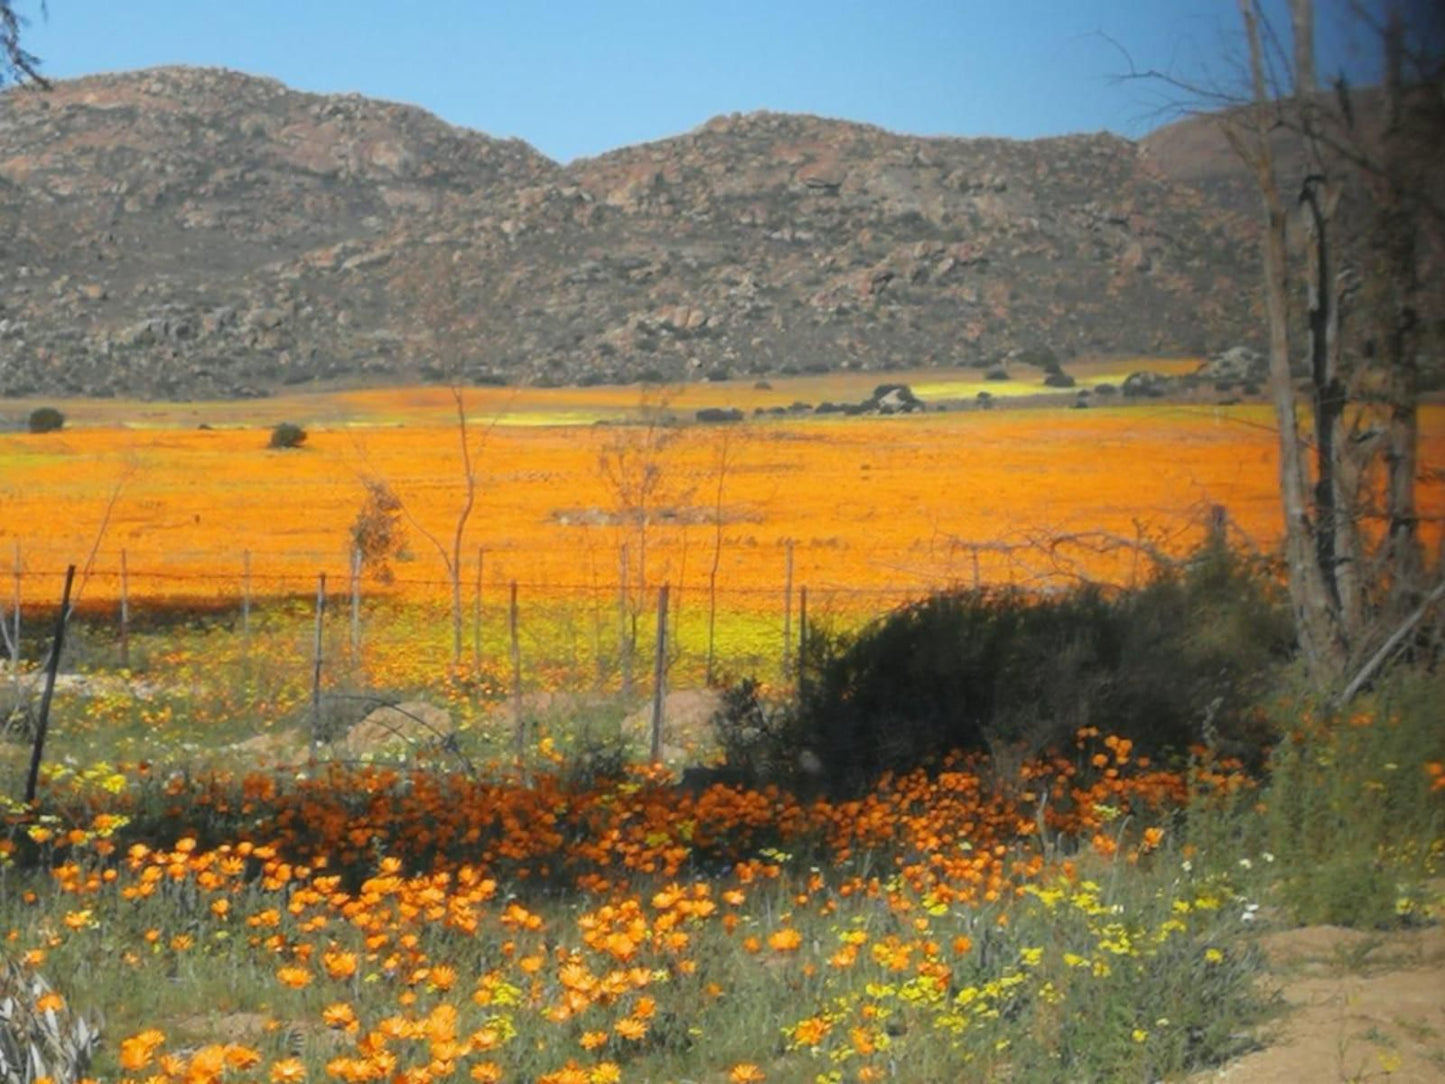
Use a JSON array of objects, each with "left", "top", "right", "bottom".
[
  {"left": 798, "top": 584, "right": 809, "bottom": 702},
  {"left": 619, "top": 544, "right": 632, "bottom": 697},
  {"left": 24, "top": 565, "right": 75, "bottom": 805},
  {"left": 118, "top": 548, "right": 130, "bottom": 670},
  {"left": 241, "top": 550, "right": 252, "bottom": 657},
  {"left": 9, "top": 542, "right": 22, "bottom": 699},
  {"left": 782, "top": 540, "right": 795, "bottom": 681},
  {"left": 472, "top": 547, "right": 484, "bottom": 675},
  {"left": 349, "top": 548, "right": 362, "bottom": 661},
  {"left": 310, "top": 572, "right": 326, "bottom": 757},
  {"left": 509, "top": 580, "right": 524, "bottom": 763},
  {"left": 650, "top": 583, "right": 669, "bottom": 765}
]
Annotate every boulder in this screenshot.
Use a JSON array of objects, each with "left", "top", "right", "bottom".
[
  {"left": 1122, "top": 370, "right": 1172, "bottom": 398},
  {"left": 1197, "top": 346, "right": 1266, "bottom": 384},
  {"left": 695, "top": 407, "right": 744, "bottom": 423},
  {"left": 343, "top": 700, "right": 454, "bottom": 755},
  {"left": 862, "top": 383, "right": 924, "bottom": 414}
]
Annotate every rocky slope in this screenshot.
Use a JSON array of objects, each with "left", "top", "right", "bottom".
[{"left": 0, "top": 66, "right": 1264, "bottom": 399}]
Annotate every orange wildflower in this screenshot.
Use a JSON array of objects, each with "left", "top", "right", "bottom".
[
  {"left": 118, "top": 1029, "right": 166, "bottom": 1071},
  {"left": 767, "top": 927, "right": 803, "bottom": 952}
]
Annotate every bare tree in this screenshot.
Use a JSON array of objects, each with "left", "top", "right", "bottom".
[
  {"left": 399, "top": 386, "right": 485, "bottom": 669},
  {"left": 1119, "top": 2, "right": 1442, "bottom": 684},
  {"left": 1225, "top": 0, "right": 1442, "bottom": 684},
  {"left": 597, "top": 387, "right": 688, "bottom": 667},
  {"left": 1, "top": 1, "right": 46, "bottom": 88}
]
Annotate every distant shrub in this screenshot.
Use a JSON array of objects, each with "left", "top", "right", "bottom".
[
  {"left": 26, "top": 407, "right": 64, "bottom": 434},
  {"left": 268, "top": 421, "right": 307, "bottom": 449},
  {"left": 1015, "top": 346, "right": 1062, "bottom": 372},
  {"left": 1043, "top": 371, "right": 1076, "bottom": 388}
]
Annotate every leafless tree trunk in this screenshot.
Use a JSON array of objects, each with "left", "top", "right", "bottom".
[
  {"left": 1225, "top": 0, "right": 1437, "bottom": 687},
  {"left": 1290, "top": 0, "right": 1316, "bottom": 96},
  {"left": 384, "top": 386, "right": 494, "bottom": 670},
  {"left": 1378, "top": 6, "right": 1424, "bottom": 613},
  {"left": 1232, "top": 0, "right": 1350, "bottom": 676}
]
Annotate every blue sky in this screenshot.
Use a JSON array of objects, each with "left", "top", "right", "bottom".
[{"left": 15, "top": 1, "right": 1382, "bottom": 162}]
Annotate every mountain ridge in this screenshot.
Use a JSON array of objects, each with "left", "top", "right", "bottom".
[{"left": 0, "top": 65, "right": 1262, "bottom": 400}]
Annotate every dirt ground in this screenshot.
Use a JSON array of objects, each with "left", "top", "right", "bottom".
[{"left": 1189, "top": 923, "right": 1445, "bottom": 1083}]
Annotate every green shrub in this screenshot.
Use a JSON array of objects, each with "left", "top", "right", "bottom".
[
  {"left": 1261, "top": 667, "right": 1445, "bottom": 928},
  {"left": 26, "top": 406, "right": 64, "bottom": 434},
  {"left": 268, "top": 421, "right": 307, "bottom": 449},
  {"left": 775, "top": 543, "right": 1290, "bottom": 795}
]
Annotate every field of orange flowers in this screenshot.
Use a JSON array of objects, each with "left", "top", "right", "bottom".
[
  {"left": 15, "top": 372, "right": 1435, "bottom": 617},
  {"left": 2, "top": 725, "right": 1294, "bottom": 1084},
  {"left": 2, "top": 373, "right": 1444, "bottom": 1083}
]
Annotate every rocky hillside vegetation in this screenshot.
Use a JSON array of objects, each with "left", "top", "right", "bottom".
[{"left": 0, "top": 66, "right": 1267, "bottom": 399}]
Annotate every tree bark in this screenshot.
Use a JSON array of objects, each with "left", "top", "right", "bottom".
[
  {"left": 1236, "top": 0, "right": 1350, "bottom": 677},
  {"left": 1290, "top": 0, "right": 1316, "bottom": 97},
  {"left": 1379, "top": 6, "right": 1424, "bottom": 615}
]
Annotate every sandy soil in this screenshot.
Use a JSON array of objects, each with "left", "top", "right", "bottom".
[{"left": 1189, "top": 924, "right": 1445, "bottom": 1083}]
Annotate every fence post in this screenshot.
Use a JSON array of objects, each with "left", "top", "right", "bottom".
[
  {"left": 24, "top": 564, "right": 75, "bottom": 805},
  {"left": 472, "top": 547, "right": 484, "bottom": 675},
  {"left": 118, "top": 548, "right": 130, "bottom": 670},
  {"left": 349, "top": 548, "right": 362, "bottom": 661},
  {"left": 241, "top": 550, "right": 252, "bottom": 657},
  {"left": 798, "top": 584, "right": 809, "bottom": 703},
  {"left": 311, "top": 572, "right": 326, "bottom": 757},
  {"left": 782, "top": 540, "right": 795, "bottom": 681},
  {"left": 9, "top": 542, "right": 21, "bottom": 699},
  {"left": 650, "top": 583, "right": 669, "bottom": 765},
  {"left": 509, "top": 580, "right": 524, "bottom": 764},
  {"left": 618, "top": 544, "right": 632, "bottom": 698}
]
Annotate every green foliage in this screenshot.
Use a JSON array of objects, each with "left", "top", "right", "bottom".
[
  {"left": 708, "top": 677, "right": 800, "bottom": 786},
  {"left": 780, "top": 543, "right": 1291, "bottom": 794},
  {"left": 267, "top": 422, "right": 307, "bottom": 449},
  {"left": 0, "top": 958, "right": 100, "bottom": 1084},
  {"left": 24, "top": 407, "right": 63, "bottom": 434},
  {"left": 1260, "top": 668, "right": 1445, "bottom": 928}
]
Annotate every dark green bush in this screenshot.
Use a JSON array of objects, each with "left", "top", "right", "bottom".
[
  {"left": 268, "top": 421, "right": 307, "bottom": 449},
  {"left": 26, "top": 406, "right": 64, "bottom": 433},
  {"left": 774, "top": 543, "right": 1291, "bottom": 795}
]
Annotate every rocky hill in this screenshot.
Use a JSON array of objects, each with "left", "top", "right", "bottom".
[{"left": 0, "top": 66, "right": 1265, "bottom": 399}]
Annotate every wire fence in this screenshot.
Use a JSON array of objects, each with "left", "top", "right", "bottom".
[{"left": 0, "top": 516, "right": 1246, "bottom": 756}]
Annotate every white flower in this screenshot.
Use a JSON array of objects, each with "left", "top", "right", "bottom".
[
  {"left": 1261, "top": 852, "right": 1275, "bottom": 864},
  {"left": 1238, "top": 858, "right": 1253, "bottom": 870}
]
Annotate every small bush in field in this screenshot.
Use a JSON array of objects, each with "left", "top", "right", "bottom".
[
  {"left": 268, "top": 421, "right": 307, "bottom": 449},
  {"left": 27, "top": 406, "right": 65, "bottom": 433}
]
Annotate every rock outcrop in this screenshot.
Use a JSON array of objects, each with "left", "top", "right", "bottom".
[{"left": 0, "top": 66, "right": 1274, "bottom": 400}]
